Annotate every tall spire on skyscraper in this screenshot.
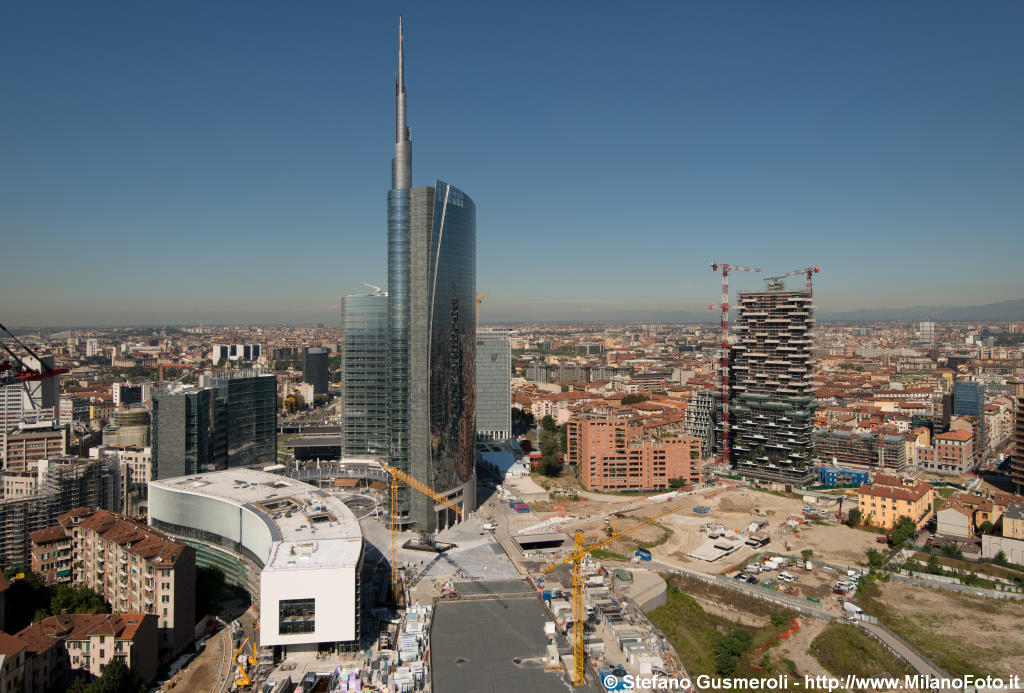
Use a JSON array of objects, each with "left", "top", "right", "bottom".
[{"left": 392, "top": 16, "right": 412, "bottom": 189}]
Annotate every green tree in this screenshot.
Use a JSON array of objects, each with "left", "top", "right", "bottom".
[
  {"left": 668, "top": 478, "right": 686, "bottom": 490},
  {"left": 926, "top": 554, "right": 942, "bottom": 575},
  {"left": 621, "top": 394, "right": 649, "bottom": 405},
  {"left": 801, "top": 549, "right": 814, "bottom": 562},
  {"left": 845, "top": 508, "right": 862, "bottom": 527},
  {"left": 541, "top": 414, "right": 557, "bottom": 432},
  {"left": 979, "top": 521, "right": 994, "bottom": 535},
  {"left": 994, "top": 550, "right": 1008, "bottom": 567},
  {"left": 889, "top": 516, "right": 917, "bottom": 547},
  {"left": 866, "top": 548, "right": 886, "bottom": 569},
  {"left": 942, "top": 542, "right": 963, "bottom": 558},
  {"left": 68, "top": 657, "right": 143, "bottom": 693},
  {"left": 50, "top": 584, "right": 110, "bottom": 616}
]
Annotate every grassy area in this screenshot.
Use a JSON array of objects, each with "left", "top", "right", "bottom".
[
  {"left": 589, "top": 548, "right": 627, "bottom": 561},
  {"left": 810, "top": 624, "right": 913, "bottom": 679},
  {"left": 856, "top": 579, "right": 1011, "bottom": 677},
  {"left": 637, "top": 524, "right": 673, "bottom": 549},
  {"left": 650, "top": 574, "right": 801, "bottom": 681},
  {"left": 911, "top": 552, "right": 1024, "bottom": 583}
]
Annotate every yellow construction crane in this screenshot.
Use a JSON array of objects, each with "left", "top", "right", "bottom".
[
  {"left": 232, "top": 637, "right": 255, "bottom": 688},
  {"left": 382, "top": 462, "right": 464, "bottom": 594},
  {"left": 542, "top": 503, "right": 685, "bottom": 687},
  {"left": 475, "top": 291, "right": 489, "bottom": 327}
]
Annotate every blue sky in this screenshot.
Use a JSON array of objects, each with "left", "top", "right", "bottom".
[{"left": 1, "top": 2, "right": 1021, "bottom": 325}]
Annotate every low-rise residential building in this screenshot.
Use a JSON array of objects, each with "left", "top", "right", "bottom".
[
  {"left": 30, "top": 509, "right": 195, "bottom": 657},
  {"left": 856, "top": 474, "right": 934, "bottom": 530},
  {"left": 15, "top": 612, "right": 159, "bottom": 690},
  {"left": 929, "top": 429, "right": 975, "bottom": 475},
  {"left": 936, "top": 502, "right": 973, "bottom": 539},
  {"left": 0, "top": 631, "right": 26, "bottom": 693}
]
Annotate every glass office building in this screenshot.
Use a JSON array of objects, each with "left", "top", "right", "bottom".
[
  {"left": 302, "top": 346, "right": 330, "bottom": 396},
  {"left": 383, "top": 22, "right": 476, "bottom": 531},
  {"left": 152, "top": 372, "right": 276, "bottom": 479},
  {"left": 342, "top": 291, "right": 389, "bottom": 457},
  {"left": 953, "top": 380, "right": 986, "bottom": 450},
  {"left": 388, "top": 182, "right": 477, "bottom": 531},
  {"left": 476, "top": 333, "right": 511, "bottom": 440}
]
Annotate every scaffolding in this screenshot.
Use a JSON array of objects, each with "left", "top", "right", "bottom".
[{"left": 730, "top": 285, "right": 817, "bottom": 485}]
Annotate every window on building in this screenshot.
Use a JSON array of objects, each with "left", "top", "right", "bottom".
[{"left": 278, "top": 598, "right": 316, "bottom": 634}]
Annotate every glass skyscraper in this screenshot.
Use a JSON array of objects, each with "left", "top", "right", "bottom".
[
  {"left": 386, "top": 20, "right": 476, "bottom": 531},
  {"left": 476, "top": 333, "right": 511, "bottom": 441},
  {"left": 953, "top": 380, "right": 986, "bottom": 450},
  {"left": 341, "top": 291, "right": 389, "bottom": 457}
]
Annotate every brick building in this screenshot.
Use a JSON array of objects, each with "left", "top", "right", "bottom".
[
  {"left": 568, "top": 411, "right": 702, "bottom": 492},
  {"left": 29, "top": 509, "right": 195, "bottom": 657},
  {"left": 15, "top": 612, "right": 158, "bottom": 690}
]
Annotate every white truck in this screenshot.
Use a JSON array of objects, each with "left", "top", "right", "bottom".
[{"left": 843, "top": 602, "right": 864, "bottom": 618}]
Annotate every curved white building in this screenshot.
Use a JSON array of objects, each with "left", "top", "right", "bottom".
[{"left": 148, "top": 470, "right": 363, "bottom": 652}]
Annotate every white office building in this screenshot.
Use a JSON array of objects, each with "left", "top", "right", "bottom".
[{"left": 148, "top": 470, "right": 363, "bottom": 653}]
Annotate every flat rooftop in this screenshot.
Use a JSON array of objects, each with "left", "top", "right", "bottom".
[
  {"left": 431, "top": 580, "right": 601, "bottom": 693},
  {"left": 150, "top": 470, "right": 362, "bottom": 571}
]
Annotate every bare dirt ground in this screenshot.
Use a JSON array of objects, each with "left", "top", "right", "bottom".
[
  {"left": 873, "top": 580, "right": 1024, "bottom": 678},
  {"left": 567, "top": 487, "right": 881, "bottom": 571},
  {"left": 165, "top": 627, "right": 227, "bottom": 692},
  {"left": 768, "top": 617, "right": 830, "bottom": 677}
]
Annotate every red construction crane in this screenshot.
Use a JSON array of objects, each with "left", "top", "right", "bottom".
[
  {"left": 710, "top": 262, "right": 761, "bottom": 468},
  {"left": 0, "top": 323, "right": 68, "bottom": 387}
]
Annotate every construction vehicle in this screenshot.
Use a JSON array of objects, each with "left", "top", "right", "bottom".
[
  {"left": 541, "top": 503, "right": 686, "bottom": 686},
  {"left": 232, "top": 637, "right": 256, "bottom": 688},
  {"left": 381, "top": 462, "right": 464, "bottom": 596}
]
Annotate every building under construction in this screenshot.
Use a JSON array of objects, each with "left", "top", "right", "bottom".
[
  {"left": 0, "top": 456, "right": 123, "bottom": 569},
  {"left": 812, "top": 428, "right": 907, "bottom": 473},
  {"left": 729, "top": 280, "right": 816, "bottom": 485}
]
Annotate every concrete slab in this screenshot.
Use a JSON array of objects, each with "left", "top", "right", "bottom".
[{"left": 431, "top": 594, "right": 600, "bottom": 693}]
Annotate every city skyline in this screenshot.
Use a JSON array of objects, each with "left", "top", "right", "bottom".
[{"left": 2, "top": 2, "right": 1023, "bottom": 326}]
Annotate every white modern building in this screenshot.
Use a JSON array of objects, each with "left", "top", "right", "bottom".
[{"left": 148, "top": 470, "right": 363, "bottom": 653}]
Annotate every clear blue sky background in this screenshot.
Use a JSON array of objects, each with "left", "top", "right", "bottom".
[{"left": 1, "top": 1, "right": 1021, "bottom": 325}]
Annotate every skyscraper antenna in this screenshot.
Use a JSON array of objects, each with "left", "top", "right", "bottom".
[{"left": 392, "top": 16, "right": 411, "bottom": 189}]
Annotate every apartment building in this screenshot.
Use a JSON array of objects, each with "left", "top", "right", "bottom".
[
  {"left": 856, "top": 474, "right": 934, "bottom": 530},
  {"left": 0, "top": 631, "right": 26, "bottom": 693},
  {"left": 14, "top": 613, "right": 158, "bottom": 690},
  {"left": 2, "top": 421, "right": 67, "bottom": 472},
  {"left": 29, "top": 524, "right": 73, "bottom": 584},
  {"left": 30, "top": 509, "right": 195, "bottom": 656},
  {"left": 568, "top": 410, "right": 703, "bottom": 492},
  {"left": 931, "top": 429, "right": 975, "bottom": 475}
]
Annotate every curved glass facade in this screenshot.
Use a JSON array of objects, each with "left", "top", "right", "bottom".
[
  {"left": 427, "top": 181, "right": 477, "bottom": 494},
  {"left": 388, "top": 181, "right": 476, "bottom": 531}
]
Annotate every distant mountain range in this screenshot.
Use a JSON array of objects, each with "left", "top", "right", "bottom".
[
  {"left": 819, "top": 299, "right": 1024, "bottom": 322},
  {"left": 533, "top": 299, "right": 1024, "bottom": 324}
]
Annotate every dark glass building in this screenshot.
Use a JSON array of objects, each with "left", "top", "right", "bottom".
[
  {"left": 952, "top": 379, "right": 986, "bottom": 453},
  {"left": 302, "top": 346, "right": 330, "bottom": 396},
  {"left": 387, "top": 21, "right": 476, "bottom": 531},
  {"left": 342, "top": 291, "right": 389, "bottom": 457},
  {"left": 152, "top": 372, "right": 276, "bottom": 479}
]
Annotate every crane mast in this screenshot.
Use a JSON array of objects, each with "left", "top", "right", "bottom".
[
  {"left": 710, "top": 264, "right": 761, "bottom": 468},
  {"left": 542, "top": 503, "right": 685, "bottom": 686}
]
